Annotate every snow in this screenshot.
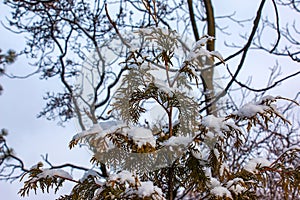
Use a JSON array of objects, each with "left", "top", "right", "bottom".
[
  {"left": 73, "top": 121, "right": 156, "bottom": 148},
  {"left": 230, "top": 184, "right": 246, "bottom": 194},
  {"left": 210, "top": 177, "right": 221, "bottom": 188},
  {"left": 126, "top": 127, "right": 156, "bottom": 147},
  {"left": 136, "top": 181, "right": 163, "bottom": 198},
  {"left": 201, "top": 115, "right": 242, "bottom": 138},
  {"left": 108, "top": 171, "right": 164, "bottom": 199},
  {"left": 205, "top": 167, "right": 212, "bottom": 178},
  {"left": 72, "top": 121, "right": 126, "bottom": 141},
  {"left": 211, "top": 186, "right": 232, "bottom": 199},
  {"left": 231, "top": 96, "right": 288, "bottom": 123},
  {"left": 185, "top": 35, "right": 224, "bottom": 64},
  {"left": 35, "top": 169, "right": 73, "bottom": 180},
  {"left": 209, "top": 176, "right": 235, "bottom": 199},
  {"left": 186, "top": 48, "right": 212, "bottom": 63},
  {"left": 109, "top": 170, "right": 136, "bottom": 185},
  {"left": 234, "top": 103, "right": 268, "bottom": 118},
  {"left": 227, "top": 178, "right": 246, "bottom": 194},
  {"left": 201, "top": 115, "right": 227, "bottom": 132},
  {"left": 226, "top": 178, "right": 243, "bottom": 187},
  {"left": 195, "top": 35, "right": 215, "bottom": 46},
  {"left": 210, "top": 51, "right": 224, "bottom": 63},
  {"left": 244, "top": 158, "right": 272, "bottom": 173},
  {"left": 162, "top": 135, "right": 193, "bottom": 147}
]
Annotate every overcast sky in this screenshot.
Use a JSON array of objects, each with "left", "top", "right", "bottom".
[{"left": 0, "top": 1, "right": 299, "bottom": 199}]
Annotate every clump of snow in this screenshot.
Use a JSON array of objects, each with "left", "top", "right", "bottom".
[
  {"left": 210, "top": 51, "right": 224, "bottom": 62},
  {"left": 211, "top": 186, "right": 232, "bottom": 199},
  {"left": 73, "top": 121, "right": 156, "bottom": 148},
  {"left": 185, "top": 35, "right": 224, "bottom": 64},
  {"left": 209, "top": 177, "right": 232, "bottom": 199},
  {"left": 162, "top": 135, "right": 193, "bottom": 147},
  {"left": 36, "top": 169, "right": 73, "bottom": 180},
  {"left": 209, "top": 177, "right": 221, "bottom": 188},
  {"left": 126, "top": 127, "right": 156, "bottom": 147},
  {"left": 186, "top": 48, "right": 212, "bottom": 63},
  {"left": 209, "top": 176, "right": 233, "bottom": 199},
  {"left": 244, "top": 158, "right": 272, "bottom": 173},
  {"left": 201, "top": 115, "right": 242, "bottom": 138},
  {"left": 108, "top": 171, "right": 165, "bottom": 199},
  {"left": 227, "top": 178, "right": 246, "bottom": 194},
  {"left": 231, "top": 184, "right": 246, "bottom": 194},
  {"left": 109, "top": 170, "right": 136, "bottom": 185},
  {"left": 195, "top": 35, "right": 215, "bottom": 46},
  {"left": 234, "top": 103, "right": 268, "bottom": 118},
  {"left": 73, "top": 121, "right": 126, "bottom": 141},
  {"left": 202, "top": 115, "right": 224, "bottom": 129},
  {"left": 136, "top": 181, "right": 163, "bottom": 199},
  {"left": 201, "top": 115, "right": 227, "bottom": 133}
]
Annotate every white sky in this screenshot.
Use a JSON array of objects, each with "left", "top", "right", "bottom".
[{"left": 0, "top": 0, "right": 299, "bottom": 199}]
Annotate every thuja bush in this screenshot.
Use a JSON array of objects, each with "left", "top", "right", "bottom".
[{"left": 16, "top": 28, "right": 300, "bottom": 200}]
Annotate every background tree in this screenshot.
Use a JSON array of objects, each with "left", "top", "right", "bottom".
[
  {"left": 0, "top": 0, "right": 300, "bottom": 199},
  {"left": 0, "top": 49, "right": 16, "bottom": 94}
]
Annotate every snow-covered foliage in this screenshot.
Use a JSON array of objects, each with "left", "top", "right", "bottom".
[
  {"left": 71, "top": 121, "right": 156, "bottom": 152},
  {"left": 19, "top": 163, "right": 73, "bottom": 197},
  {"left": 210, "top": 186, "right": 232, "bottom": 199},
  {"left": 18, "top": 27, "right": 300, "bottom": 200},
  {"left": 93, "top": 170, "right": 165, "bottom": 200},
  {"left": 34, "top": 169, "right": 73, "bottom": 180},
  {"left": 109, "top": 170, "right": 136, "bottom": 185},
  {"left": 228, "top": 95, "right": 292, "bottom": 131},
  {"left": 186, "top": 35, "right": 224, "bottom": 65},
  {"left": 133, "top": 181, "right": 163, "bottom": 199}
]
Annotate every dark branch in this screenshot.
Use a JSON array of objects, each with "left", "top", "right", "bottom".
[
  {"left": 187, "top": 0, "right": 200, "bottom": 41},
  {"left": 227, "top": 65, "right": 300, "bottom": 92},
  {"left": 270, "top": 0, "right": 281, "bottom": 53}
]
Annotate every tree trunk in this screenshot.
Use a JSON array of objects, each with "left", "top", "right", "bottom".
[{"left": 203, "top": 0, "right": 216, "bottom": 115}]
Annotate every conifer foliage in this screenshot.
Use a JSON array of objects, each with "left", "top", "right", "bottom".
[
  {"left": 1, "top": 0, "right": 300, "bottom": 200},
  {"left": 19, "top": 28, "right": 300, "bottom": 200}
]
